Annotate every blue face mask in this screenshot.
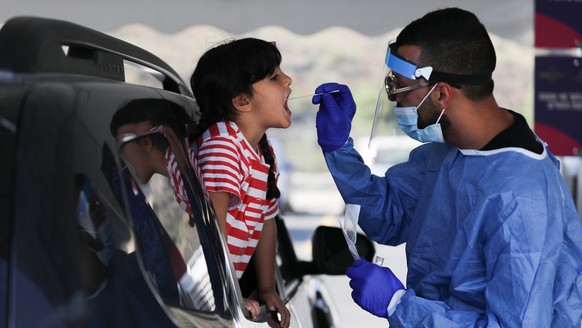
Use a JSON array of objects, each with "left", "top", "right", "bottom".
[{"left": 394, "top": 84, "right": 445, "bottom": 143}]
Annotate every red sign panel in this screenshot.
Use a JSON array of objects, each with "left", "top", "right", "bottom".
[{"left": 535, "top": 0, "right": 582, "bottom": 48}]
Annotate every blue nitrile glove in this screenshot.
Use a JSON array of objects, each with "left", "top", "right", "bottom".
[
  {"left": 312, "top": 83, "right": 356, "bottom": 153},
  {"left": 346, "top": 259, "right": 405, "bottom": 318}
]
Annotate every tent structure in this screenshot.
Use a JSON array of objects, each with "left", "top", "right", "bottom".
[{"left": 3, "top": 0, "right": 533, "bottom": 43}]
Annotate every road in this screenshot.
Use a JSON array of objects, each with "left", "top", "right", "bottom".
[{"left": 282, "top": 171, "right": 407, "bottom": 328}]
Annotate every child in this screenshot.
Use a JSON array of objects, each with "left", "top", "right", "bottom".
[{"left": 190, "top": 38, "right": 292, "bottom": 328}]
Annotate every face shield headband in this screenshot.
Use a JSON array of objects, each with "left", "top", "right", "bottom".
[{"left": 385, "top": 42, "right": 493, "bottom": 89}]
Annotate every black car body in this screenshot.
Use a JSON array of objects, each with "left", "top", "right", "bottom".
[{"left": 0, "top": 17, "right": 374, "bottom": 328}]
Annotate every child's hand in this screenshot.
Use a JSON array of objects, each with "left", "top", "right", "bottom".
[
  {"left": 243, "top": 298, "right": 260, "bottom": 320},
  {"left": 260, "top": 287, "right": 290, "bottom": 328}
]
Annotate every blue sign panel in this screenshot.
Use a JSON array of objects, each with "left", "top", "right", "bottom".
[{"left": 534, "top": 56, "right": 582, "bottom": 156}]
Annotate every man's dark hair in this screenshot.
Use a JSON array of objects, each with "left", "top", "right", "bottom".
[{"left": 396, "top": 7, "right": 496, "bottom": 101}]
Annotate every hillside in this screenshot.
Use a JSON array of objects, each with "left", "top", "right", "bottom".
[{"left": 111, "top": 24, "right": 534, "bottom": 171}]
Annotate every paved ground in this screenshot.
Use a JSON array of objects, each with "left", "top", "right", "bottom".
[{"left": 284, "top": 171, "right": 407, "bottom": 327}]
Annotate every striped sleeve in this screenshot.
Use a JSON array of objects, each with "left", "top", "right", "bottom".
[
  {"left": 264, "top": 198, "right": 279, "bottom": 220},
  {"left": 197, "top": 135, "right": 242, "bottom": 200}
]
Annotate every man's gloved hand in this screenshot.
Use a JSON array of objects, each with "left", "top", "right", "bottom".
[
  {"left": 346, "top": 259, "right": 405, "bottom": 318},
  {"left": 312, "top": 83, "right": 356, "bottom": 153}
]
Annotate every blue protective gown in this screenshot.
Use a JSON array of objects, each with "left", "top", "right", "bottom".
[{"left": 325, "top": 138, "right": 582, "bottom": 327}]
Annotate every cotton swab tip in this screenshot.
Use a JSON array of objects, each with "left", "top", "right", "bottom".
[
  {"left": 287, "top": 89, "right": 339, "bottom": 100},
  {"left": 314, "top": 89, "right": 340, "bottom": 96}
]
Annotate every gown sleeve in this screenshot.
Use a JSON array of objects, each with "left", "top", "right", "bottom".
[{"left": 323, "top": 138, "right": 426, "bottom": 245}]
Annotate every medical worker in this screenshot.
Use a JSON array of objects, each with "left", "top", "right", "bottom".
[{"left": 312, "top": 7, "right": 582, "bottom": 327}]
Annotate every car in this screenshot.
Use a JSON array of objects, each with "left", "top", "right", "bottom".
[
  {"left": 0, "top": 16, "right": 376, "bottom": 328},
  {"left": 355, "top": 135, "right": 422, "bottom": 176},
  {"left": 268, "top": 138, "right": 294, "bottom": 213}
]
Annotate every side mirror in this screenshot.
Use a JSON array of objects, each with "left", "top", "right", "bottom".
[{"left": 310, "top": 226, "right": 375, "bottom": 275}]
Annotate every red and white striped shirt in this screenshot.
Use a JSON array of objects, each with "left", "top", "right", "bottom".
[
  {"left": 194, "top": 121, "right": 279, "bottom": 279},
  {"left": 166, "top": 147, "right": 193, "bottom": 216}
]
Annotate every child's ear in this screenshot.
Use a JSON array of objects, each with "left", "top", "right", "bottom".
[{"left": 232, "top": 93, "right": 251, "bottom": 112}]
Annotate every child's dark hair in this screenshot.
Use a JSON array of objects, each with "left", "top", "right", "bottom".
[{"left": 190, "top": 38, "right": 282, "bottom": 200}]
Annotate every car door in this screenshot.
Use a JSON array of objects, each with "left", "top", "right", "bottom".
[{"left": 0, "top": 16, "right": 240, "bottom": 328}]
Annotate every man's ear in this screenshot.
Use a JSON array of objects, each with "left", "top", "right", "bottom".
[
  {"left": 434, "top": 83, "right": 453, "bottom": 108},
  {"left": 232, "top": 93, "right": 252, "bottom": 112}
]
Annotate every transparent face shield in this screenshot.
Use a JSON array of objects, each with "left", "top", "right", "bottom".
[
  {"left": 368, "top": 41, "right": 434, "bottom": 147},
  {"left": 368, "top": 42, "right": 394, "bottom": 149},
  {"left": 116, "top": 125, "right": 165, "bottom": 182}
]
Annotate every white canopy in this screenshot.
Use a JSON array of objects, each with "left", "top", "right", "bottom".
[{"left": 3, "top": 0, "right": 532, "bottom": 43}]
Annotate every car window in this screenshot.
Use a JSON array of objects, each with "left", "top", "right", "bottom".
[
  {"left": 76, "top": 175, "right": 115, "bottom": 296},
  {"left": 116, "top": 127, "right": 216, "bottom": 313},
  {"left": 73, "top": 171, "right": 181, "bottom": 327}
]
